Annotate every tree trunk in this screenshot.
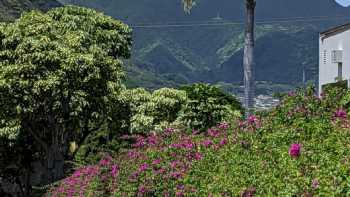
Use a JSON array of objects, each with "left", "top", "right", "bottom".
[
  {"left": 24, "top": 120, "right": 65, "bottom": 188},
  {"left": 243, "top": 0, "right": 256, "bottom": 117},
  {"left": 45, "top": 144, "right": 65, "bottom": 184}
]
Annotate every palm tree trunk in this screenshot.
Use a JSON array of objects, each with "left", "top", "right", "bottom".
[{"left": 243, "top": 0, "right": 256, "bottom": 117}]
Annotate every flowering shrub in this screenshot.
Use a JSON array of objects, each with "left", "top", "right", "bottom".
[
  {"left": 49, "top": 123, "right": 234, "bottom": 196},
  {"left": 49, "top": 87, "right": 350, "bottom": 196}
]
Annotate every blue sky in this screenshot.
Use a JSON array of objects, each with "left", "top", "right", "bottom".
[{"left": 335, "top": 0, "right": 350, "bottom": 6}]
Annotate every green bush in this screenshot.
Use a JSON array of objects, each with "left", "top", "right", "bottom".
[
  {"left": 179, "top": 83, "right": 243, "bottom": 131},
  {"left": 340, "top": 91, "right": 350, "bottom": 111},
  {"left": 123, "top": 87, "right": 188, "bottom": 133},
  {"left": 321, "top": 80, "right": 348, "bottom": 94}
]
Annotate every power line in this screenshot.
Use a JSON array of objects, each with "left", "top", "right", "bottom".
[
  {"left": 128, "top": 15, "right": 350, "bottom": 25},
  {"left": 129, "top": 15, "right": 350, "bottom": 28}
]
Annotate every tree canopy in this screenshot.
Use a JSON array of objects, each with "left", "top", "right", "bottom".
[{"left": 0, "top": 5, "right": 132, "bottom": 193}]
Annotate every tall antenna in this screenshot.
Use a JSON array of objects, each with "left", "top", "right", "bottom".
[{"left": 212, "top": 12, "right": 223, "bottom": 20}]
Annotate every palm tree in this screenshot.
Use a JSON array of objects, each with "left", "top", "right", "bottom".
[
  {"left": 182, "top": 0, "right": 256, "bottom": 117},
  {"left": 243, "top": 0, "right": 256, "bottom": 117}
]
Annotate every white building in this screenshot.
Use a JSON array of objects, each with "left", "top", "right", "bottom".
[{"left": 319, "top": 23, "right": 350, "bottom": 94}]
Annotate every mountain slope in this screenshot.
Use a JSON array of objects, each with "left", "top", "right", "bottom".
[
  {"left": 0, "top": 0, "right": 61, "bottom": 21},
  {"left": 28, "top": 1, "right": 350, "bottom": 89},
  {"left": 65, "top": 0, "right": 350, "bottom": 22}
]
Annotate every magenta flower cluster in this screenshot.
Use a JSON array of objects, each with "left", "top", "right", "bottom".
[
  {"left": 334, "top": 109, "right": 348, "bottom": 119},
  {"left": 289, "top": 143, "right": 301, "bottom": 158},
  {"left": 332, "top": 109, "right": 350, "bottom": 128},
  {"left": 239, "top": 115, "right": 261, "bottom": 132},
  {"left": 50, "top": 123, "right": 233, "bottom": 196}
]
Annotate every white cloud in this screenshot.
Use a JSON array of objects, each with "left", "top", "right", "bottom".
[{"left": 335, "top": 0, "right": 350, "bottom": 7}]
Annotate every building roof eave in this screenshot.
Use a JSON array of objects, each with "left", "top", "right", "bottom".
[{"left": 320, "top": 22, "right": 350, "bottom": 40}]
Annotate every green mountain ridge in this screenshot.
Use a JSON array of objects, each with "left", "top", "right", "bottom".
[
  {"left": 0, "top": 0, "right": 61, "bottom": 21},
  {"left": 3, "top": 0, "right": 350, "bottom": 91},
  {"left": 127, "top": 23, "right": 322, "bottom": 88},
  {"left": 64, "top": 0, "right": 350, "bottom": 89}
]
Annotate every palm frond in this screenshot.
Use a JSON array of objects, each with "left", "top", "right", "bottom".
[{"left": 182, "top": 0, "right": 196, "bottom": 13}]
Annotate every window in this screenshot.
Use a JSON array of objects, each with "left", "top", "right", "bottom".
[
  {"left": 331, "top": 50, "right": 343, "bottom": 63},
  {"left": 323, "top": 50, "right": 327, "bottom": 64}
]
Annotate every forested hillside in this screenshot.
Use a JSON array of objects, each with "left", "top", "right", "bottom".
[
  {"left": 61, "top": 0, "right": 350, "bottom": 89},
  {"left": 0, "top": 0, "right": 61, "bottom": 21}
]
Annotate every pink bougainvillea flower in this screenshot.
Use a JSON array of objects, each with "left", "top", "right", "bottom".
[
  {"left": 164, "top": 127, "right": 175, "bottom": 136},
  {"left": 127, "top": 151, "right": 145, "bottom": 160},
  {"left": 175, "top": 191, "right": 184, "bottom": 197},
  {"left": 111, "top": 165, "right": 119, "bottom": 178},
  {"left": 194, "top": 152, "right": 203, "bottom": 161},
  {"left": 219, "top": 138, "right": 228, "bottom": 146},
  {"left": 312, "top": 179, "right": 319, "bottom": 189},
  {"left": 156, "top": 167, "right": 166, "bottom": 175},
  {"left": 99, "top": 155, "right": 112, "bottom": 166},
  {"left": 152, "top": 159, "right": 161, "bottom": 165},
  {"left": 147, "top": 134, "right": 158, "bottom": 146},
  {"left": 138, "top": 185, "right": 146, "bottom": 194},
  {"left": 218, "top": 122, "right": 229, "bottom": 130},
  {"left": 171, "top": 171, "right": 183, "bottom": 179},
  {"left": 132, "top": 136, "right": 146, "bottom": 148},
  {"left": 334, "top": 109, "right": 348, "bottom": 119},
  {"left": 73, "top": 170, "right": 81, "bottom": 178},
  {"left": 170, "top": 160, "right": 181, "bottom": 169},
  {"left": 240, "top": 187, "right": 256, "bottom": 197},
  {"left": 201, "top": 139, "right": 213, "bottom": 148},
  {"left": 248, "top": 115, "right": 258, "bottom": 124},
  {"left": 192, "top": 129, "right": 200, "bottom": 135},
  {"left": 243, "top": 115, "right": 261, "bottom": 129},
  {"left": 128, "top": 171, "right": 139, "bottom": 181},
  {"left": 139, "top": 163, "right": 149, "bottom": 172},
  {"left": 288, "top": 91, "right": 296, "bottom": 97},
  {"left": 289, "top": 143, "right": 301, "bottom": 158},
  {"left": 207, "top": 129, "right": 220, "bottom": 137}
]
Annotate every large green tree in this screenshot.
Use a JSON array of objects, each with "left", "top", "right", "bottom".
[
  {"left": 182, "top": 0, "right": 256, "bottom": 116},
  {"left": 0, "top": 5, "right": 131, "bottom": 195}
]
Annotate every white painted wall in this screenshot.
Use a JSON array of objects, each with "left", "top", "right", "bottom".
[{"left": 319, "top": 30, "right": 350, "bottom": 94}]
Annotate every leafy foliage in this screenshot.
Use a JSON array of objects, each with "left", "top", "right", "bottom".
[
  {"left": 73, "top": 87, "right": 188, "bottom": 165},
  {"left": 0, "top": 5, "right": 132, "bottom": 194},
  {"left": 179, "top": 83, "right": 243, "bottom": 131},
  {"left": 124, "top": 88, "right": 188, "bottom": 133},
  {"left": 341, "top": 91, "right": 350, "bottom": 111}
]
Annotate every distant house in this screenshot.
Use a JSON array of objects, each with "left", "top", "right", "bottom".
[{"left": 319, "top": 23, "right": 350, "bottom": 94}]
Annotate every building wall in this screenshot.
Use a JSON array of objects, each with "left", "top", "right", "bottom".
[{"left": 319, "top": 30, "right": 350, "bottom": 94}]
